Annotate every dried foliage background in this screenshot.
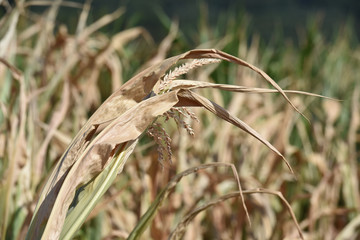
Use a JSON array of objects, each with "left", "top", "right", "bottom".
[{"left": 0, "top": 1, "right": 359, "bottom": 239}]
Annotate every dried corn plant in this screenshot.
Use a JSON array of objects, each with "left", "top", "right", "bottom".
[{"left": 27, "top": 42, "right": 337, "bottom": 239}]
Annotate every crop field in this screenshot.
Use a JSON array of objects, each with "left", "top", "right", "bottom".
[{"left": 0, "top": 1, "right": 359, "bottom": 239}]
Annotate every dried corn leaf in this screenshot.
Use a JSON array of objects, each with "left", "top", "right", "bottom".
[
  {"left": 169, "top": 80, "right": 338, "bottom": 100},
  {"left": 176, "top": 89, "right": 293, "bottom": 173},
  {"left": 28, "top": 92, "right": 181, "bottom": 240}
]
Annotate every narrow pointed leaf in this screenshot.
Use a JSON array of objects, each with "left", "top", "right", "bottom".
[
  {"left": 176, "top": 89, "right": 293, "bottom": 173},
  {"left": 169, "top": 80, "right": 339, "bottom": 100}
]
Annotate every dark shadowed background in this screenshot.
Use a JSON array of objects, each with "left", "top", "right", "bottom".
[
  {"left": 90, "top": 0, "right": 359, "bottom": 43},
  {"left": 9, "top": 0, "right": 358, "bottom": 44}
]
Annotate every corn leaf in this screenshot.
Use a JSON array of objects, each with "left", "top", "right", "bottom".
[{"left": 59, "top": 140, "right": 138, "bottom": 240}]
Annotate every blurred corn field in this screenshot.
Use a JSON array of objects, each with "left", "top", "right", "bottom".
[{"left": 0, "top": 1, "right": 359, "bottom": 240}]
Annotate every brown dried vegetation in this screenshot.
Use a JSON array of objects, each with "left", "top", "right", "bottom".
[{"left": 0, "top": 1, "right": 359, "bottom": 240}]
